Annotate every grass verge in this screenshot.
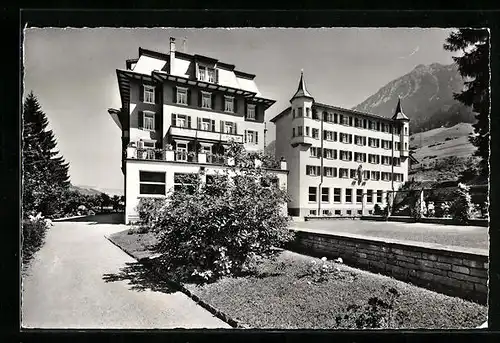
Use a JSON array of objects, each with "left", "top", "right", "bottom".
[{"left": 108, "top": 229, "right": 487, "bottom": 329}]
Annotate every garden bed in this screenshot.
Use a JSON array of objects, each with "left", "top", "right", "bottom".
[{"left": 108, "top": 229, "right": 487, "bottom": 329}]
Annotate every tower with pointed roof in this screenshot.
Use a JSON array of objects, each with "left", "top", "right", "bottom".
[{"left": 392, "top": 97, "right": 410, "bottom": 159}]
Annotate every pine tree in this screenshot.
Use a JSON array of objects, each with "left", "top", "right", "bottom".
[
  {"left": 22, "top": 91, "right": 71, "bottom": 217},
  {"left": 444, "top": 29, "right": 490, "bottom": 179}
]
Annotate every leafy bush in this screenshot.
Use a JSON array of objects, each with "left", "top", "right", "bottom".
[
  {"left": 336, "top": 287, "right": 408, "bottom": 329},
  {"left": 449, "top": 183, "right": 474, "bottom": 223},
  {"left": 373, "top": 204, "right": 383, "bottom": 216},
  {"left": 136, "top": 198, "right": 167, "bottom": 232},
  {"left": 22, "top": 213, "right": 52, "bottom": 264},
  {"left": 143, "top": 142, "right": 293, "bottom": 283}
]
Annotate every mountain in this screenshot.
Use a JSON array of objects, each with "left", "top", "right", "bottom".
[
  {"left": 70, "top": 185, "right": 123, "bottom": 196},
  {"left": 353, "top": 63, "right": 476, "bottom": 134}
]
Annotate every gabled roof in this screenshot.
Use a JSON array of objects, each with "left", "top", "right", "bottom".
[
  {"left": 392, "top": 98, "right": 410, "bottom": 121},
  {"left": 290, "top": 70, "right": 314, "bottom": 102}
]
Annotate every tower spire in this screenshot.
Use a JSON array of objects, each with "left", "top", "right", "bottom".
[
  {"left": 290, "top": 69, "right": 314, "bottom": 102},
  {"left": 392, "top": 97, "right": 409, "bottom": 121}
]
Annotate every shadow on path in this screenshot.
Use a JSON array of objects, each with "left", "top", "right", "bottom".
[
  {"left": 59, "top": 213, "right": 125, "bottom": 224},
  {"left": 102, "top": 261, "right": 177, "bottom": 294}
]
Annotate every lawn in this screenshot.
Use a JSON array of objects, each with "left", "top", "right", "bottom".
[{"left": 108, "top": 229, "right": 487, "bottom": 329}]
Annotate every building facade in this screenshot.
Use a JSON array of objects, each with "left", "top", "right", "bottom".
[
  {"left": 271, "top": 71, "right": 410, "bottom": 217},
  {"left": 109, "top": 37, "right": 287, "bottom": 224}
]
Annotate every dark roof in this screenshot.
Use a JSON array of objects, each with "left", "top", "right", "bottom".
[
  {"left": 392, "top": 98, "right": 410, "bottom": 121},
  {"left": 138, "top": 47, "right": 254, "bottom": 79},
  {"left": 315, "top": 102, "right": 398, "bottom": 122},
  {"left": 290, "top": 70, "right": 314, "bottom": 102}
]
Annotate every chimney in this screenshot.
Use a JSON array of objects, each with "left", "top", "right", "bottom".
[{"left": 169, "top": 37, "right": 176, "bottom": 74}]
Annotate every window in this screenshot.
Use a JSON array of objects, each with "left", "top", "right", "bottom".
[
  {"left": 363, "top": 170, "right": 370, "bottom": 180},
  {"left": 176, "top": 87, "right": 187, "bottom": 105},
  {"left": 355, "top": 135, "right": 364, "bottom": 145},
  {"left": 324, "top": 130, "right": 334, "bottom": 141},
  {"left": 323, "top": 210, "right": 332, "bottom": 216},
  {"left": 405, "top": 143, "right": 408, "bottom": 150},
  {"left": 176, "top": 142, "right": 188, "bottom": 161},
  {"left": 339, "top": 168, "right": 349, "bottom": 178},
  {"left": 306, "top": 108, "right": 310, "bottom": 117},
  {"left": 355, "top": 152, "right": 365, "bottom": 163},
  {"left": 370, "top": 121, "right": 377, "bottom": 130},
  {"left": 143, "top": 111, "right": 155, "bottom": 131},
  {"left": 345, "top": 189, "right": 352, "bottom": 203},
  {"left": 292, "top": 128, "right": 295, "bottom": 137},
  {"left": 176, "top": 114, "right": 189, "bottom": 128},
  {"left": 325, "top": 112, "right": 334, "bottom": 122},
  {"left": 324, "top": 149, "right": 333, "bottom": 159},
  {"left": 350, "top": 169, "right": 357, "bottom": 179},
  {"left": 208, "top": 68, "right": 216, "bottom": 83},
  {"left": 310, "top": 147, "right": 319, "bottom": 158},
  {"left": 334, "top": 188, "right": 341, "bottom": 203},
  {"left": 310, "top": 210, "right": 317, "bottom": 216},
  {"left": 340, "top": 133, "right": 349, "bottom": 143},
  {"left": 367, "top": 190, "right": 373, "bottom": 203},
  {"left": 247, "top": 104, "right": 256, "bottom": 119},
  {"left": 393, "top": 158, "right": 401, "bottom": 166},
  {"left": 377, "top": 190, "right": 383, "bottom": 203},
  {"left": 139, "top": 171, "right": 166, "bottom": 195},
  {"left": 312, "top": 128, "right": 319, "bottom": 139},
  {"left": 356, "top": 189, "right": 363, "bottom": 203},
  {"left": 342, "top": 115, "right": 350, "bottom": 126},
  {"left": 305, "top": 127, "right": 310, "bottom": 136},
  {"left": 382, "top": 172, "right": 391, "bottom": 181},
  {"left": 357, "top": 210, "right": 363, "bottom": 215},
  {"left": 308, "top": 187, "right": 317, "bottom": 202},
  {"left": 322, "top": 188, "right": 329, "bottom": 202},
  {"left": 292, "top": 109, "right": 295, "bottom": 118},
  {"left": 201, "top": 92, "right": 212, "bottom": 109},
  {"left": 224, "top": 96, "right": 234, "bottom": 113},
  {"left": 222, "top": 121, "right": 236, "bottom": 134},
  {"left": 335, "top": 210, "right": 341, "bottom": 216},
  {"left": 174, "top": 173, "right": 197, "bottom": 194},
  {"left": 143, "top": 85, "right": 155, "bottom": 104},
  {"left": 198, "top": 65, "right": 206, "bottom": 81},
  {"left": 340, "top": 150, "right": 351, "bottom": 161},
  {"left": 405, "top": 127, "right": 408, "bottom": 135},
  {"left": 200, "top": 118, "right": 212, "bottom": 131},
  {"left": 324, "top": 167, "right": 335, "bottom": 177},
  {"left": 306, "top": 165, "right": 321, "bottom": 176},
  {"left": 346, "top": 210, "right": 352, "bottom": 215},
  {"left": 298, "top": 126, "right": 304, "bottom": 136},
  {"left": 297, "top": 107, "right": 303, "bottom": 117},
  {"left": 369, "top": 154, "right": 378, "bottom": 164},
  {"left": 245, "top": 130, "right": 258, "bottom": 144}
]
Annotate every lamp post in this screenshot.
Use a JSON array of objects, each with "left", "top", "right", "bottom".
[{"left": 390, "top": 118, "right": 395, "bottom": 218}]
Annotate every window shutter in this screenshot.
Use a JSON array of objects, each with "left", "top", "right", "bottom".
[
  {"left": 244, "top": 100, "right": 248, "bottom": 115},
  {"left": 187, "top": 116, "right": 192, "bottom": 129},
  {"left": 255, "top": 131, "right": 259, "bottom": 144},
  {"left": 234, "top": 122, "right": 238, "bottom": 134},
  {"left": 349, "top": 151, "right": 353, "bottom": 161},
  {"left": 349, "top": 134, "right": 353, "bottom": 144},
  {"left": 198, "top": 91, "right": 202, "bottom": 107},
  {"left": 334, "top": 132, "right": 337, "bottom": 141},
  {"left": 215, "top": 69, "right": 219, "bottom": 83},
  {"left": 377, "top": 122, "right": 381, "bottom": 131},
  {"left": 173, "top": 86, "right": 177, "bottom": 103},
  {"left": 155, "top": 85, "right": 161, "bottom": 104},
  {"left": 334, "top": 113, "right": 338, "bottom": 124},
  {"left": 211, "top": 93, "right": 216, "bottom": 110},
  {"left": 197, "top": 117, "right": 201, "bottom": 130},
  {"left": 234, "top": 98, "right": 238, "bottom": 113},
  {"left": 211, "top": 119, "right": 216, "bottom": 132},
  {"left": 187, "top": 89, "right": 191, "bottom": 105},
  {"left": 334, "top": 150, "right": 337, "bottom": 159},
  {"left": 354, "top": 118, "right": 358, "bottom": 127},
  {"left": 339, "top": 114, "right": 343, "bottom": 124},
  {"left": 139, "top": 85, "right": 144, "bottom": 102},
  {"left": 363, "top": 154, "right": 367, "bottom": 163},
  {"left": 349, "top": 116, "right": 353, "bottom": 126},
  {"left": 323, "top": 112, "right": 327, "bottom": 121},
  {"left": 171, "top": 113, "right": 176, "bottom": 126},
  {"left": 220, "top": 120, "right": 224, "bottom": 132},
  {"left": 323, "top": 130, "right": 327, "bottom": 140},
  {"left": 138, "top": 111, "right": 144, "bottom": 129},
  {"left": 244, "top": 130, "right": 247, "bottom": 143},
  {"left": 155, "top": 113, "right": 160, "bottom": 130}
]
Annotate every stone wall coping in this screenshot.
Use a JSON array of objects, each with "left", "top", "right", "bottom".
[{"left": 291, "top": 228, "right": 489, "bottom": 260}]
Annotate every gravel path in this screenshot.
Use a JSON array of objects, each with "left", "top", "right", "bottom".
[{"left": 21, "top": 216, "right": 231, "bottom": 329}]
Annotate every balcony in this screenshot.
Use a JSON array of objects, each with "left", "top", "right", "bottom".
[
  {"left": 168, "top": 125, "right": 243, "bottom": 144},
  {"left": 290, "top": 135, "right": 319, "bottom": 147}
]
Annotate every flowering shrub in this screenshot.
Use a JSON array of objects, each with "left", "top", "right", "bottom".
[
  {"left": 143, "top": 141, "right": 293, "bottom": 283},
  {"left": 336, "top": 287, "right": 408, "bottom": 329},
  {"left": 135, "top": 198, "right": 167, "bottom": 232},
  {"left": 303, "top": 256, "right": 347, "bottom": 283},
  {"left": 449, "top": 183, "right": 474, "bottom": 223},
  {"left": 22, "top": 213, "right": 52, "bottom": 264}
]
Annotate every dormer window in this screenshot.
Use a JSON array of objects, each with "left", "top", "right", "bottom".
[
  {"left": 208, "top": 68, "right": 216, "bottom": 83},
  {"left": 198, "top": 66, "right": 206, "bottom": 81},
  {"left": 224, "top": 96, "right": 234, "bottom": 113},
  {"left": 144, "top": 85, "right": 155, "bottom": 104},
  {"left": 247, "top": 104, "right": 256, "bottom": 120},
  {"left": 198, "top": 65, "right": 217, "bottom": 83}
]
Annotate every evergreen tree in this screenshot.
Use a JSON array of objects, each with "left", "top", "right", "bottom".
[
  {"left": 444, "top": 29, "right": 490, "bottom": 179},
  {"left": 22, "top": 91, "right": 71, "bottom": 217}
]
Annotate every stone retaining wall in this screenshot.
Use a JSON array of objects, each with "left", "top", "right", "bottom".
[{"left": 289, "top": 230, "right": 488, "bottom": 304}]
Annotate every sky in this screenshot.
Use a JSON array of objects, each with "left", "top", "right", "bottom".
[{"left": 23, "top": 28, "right": 456, "bottom": 194}]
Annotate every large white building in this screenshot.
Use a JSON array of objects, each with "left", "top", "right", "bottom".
[
  {"left": 109, "top": 37, "right": 288, "bottom": 224},
  {"left": 271, "top": 71, "right": 410, "bottom": 217}
]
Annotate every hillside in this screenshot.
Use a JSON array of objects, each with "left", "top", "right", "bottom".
[
  {"left": 353, "top": 63, "right": 475, "bottom": 134},
  {"left": 408, "top": 123, "right": 480, "bottom": 182},
  {"left": 70, "top": 185, "right": 123, "bottom": 196}
]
